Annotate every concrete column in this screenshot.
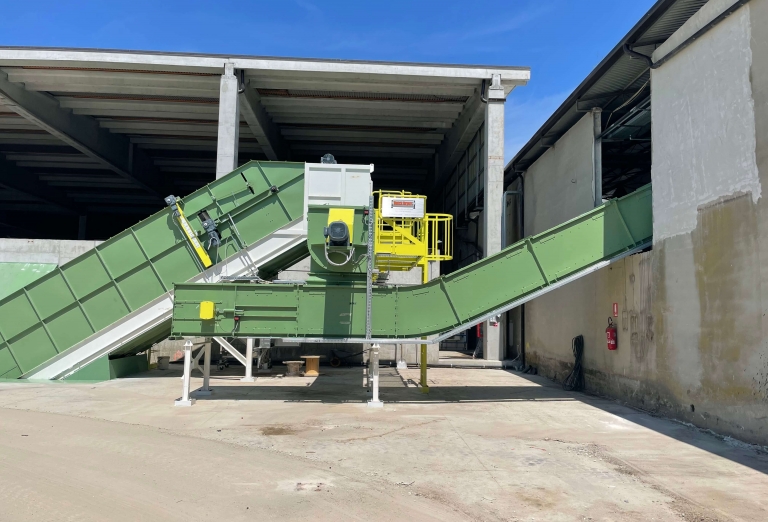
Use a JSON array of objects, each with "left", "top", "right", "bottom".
[
  {"left": 216, "top": 62, "right": 240, "bottom": 179},
  {"left": 483, "top": 75, "right": 506, "bottom": 361},
  {"left": 592, "top": 108, "right": 603, "bottom": 207}
]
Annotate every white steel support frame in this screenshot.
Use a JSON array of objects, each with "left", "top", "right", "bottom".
[
  {"left": 175, "top": 340, "right": 195, "bottom": 407},
  {"left": 193, "top": 342, "right": 213, "bottom": 397},
  {"left": 241, "top": 338, "right": 256, "bottom": 382},
  {"left": 216, "top": 62, "right": 240, "bottom": 179},
  {"left": 483, "top": 74, "right": 506, "bottom": 362},
  {"left": 213, "top": 336, "right": 247, "bottom": 366},
  {"left": 367, "top": 344, "right": 383, "bottom": 408},
  {"left": 396, "top": 344, "right": 407, "bottom": 370}
]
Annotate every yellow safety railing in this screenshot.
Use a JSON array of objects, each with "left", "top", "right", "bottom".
[{"left": 372, "top": 190, "right": 453, "bottom": 272}]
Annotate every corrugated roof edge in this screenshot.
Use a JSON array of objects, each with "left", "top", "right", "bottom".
[{"left": 504, "top": 0, "right": 685, "bottom": 179}]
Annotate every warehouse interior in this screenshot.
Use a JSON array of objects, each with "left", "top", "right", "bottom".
[{"left": 0, "top": 54, "right": 526, "bottom": 240}]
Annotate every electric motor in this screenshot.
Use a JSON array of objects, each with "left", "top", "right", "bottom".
[{"left": 324, "top": 221, "right": 350, "bottom": 247}]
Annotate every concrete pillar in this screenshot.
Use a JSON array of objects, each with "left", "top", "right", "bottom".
[
  {"left": 216, "top": 62, "right": 240, "bottom": 179},
  {"left": 592, "top": 108, "right": 603, "bottom": 207},
  {"left": 483, "top": 75, "right": 506, "bottom": 361}
]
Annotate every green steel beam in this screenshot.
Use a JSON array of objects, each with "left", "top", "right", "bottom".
[{"left": 170, "top": 185, "right": 653, "bottom": 339}]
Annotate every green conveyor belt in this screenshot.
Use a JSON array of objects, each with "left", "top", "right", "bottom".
[
  {"left": 0, "top": 161, "right": 306, "bottom": 379},
  {"left": 170, "top": 185, "right": 652, "bottom": 340}
]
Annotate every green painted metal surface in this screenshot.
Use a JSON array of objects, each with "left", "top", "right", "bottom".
[
  {"left": 0, "top": 263, "right": 57, "bottom": 300},
  {"left": 171, "top": 185, "right": 653, "bottom": 339},
  {"left": 0, "top": 161, "right": 305, "bottom": 379},
  {"left": 64, "top": 353, "right": 148, "bottom": 382}
]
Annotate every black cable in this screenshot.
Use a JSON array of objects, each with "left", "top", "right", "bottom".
[{"left": 563, "top": 334, "right": 585, "bottom": 391}]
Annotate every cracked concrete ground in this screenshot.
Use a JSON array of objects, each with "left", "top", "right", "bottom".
[{"left": 0, "top": 365, "right": 766, "bottom": 521}]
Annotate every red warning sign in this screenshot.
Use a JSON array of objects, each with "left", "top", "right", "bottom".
[{"left": 613, "top": 303, "right": 619, "bottom": 317}]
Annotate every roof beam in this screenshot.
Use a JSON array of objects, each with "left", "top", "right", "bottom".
[
  {"left": 434, "top": 90, "right": 484, "bottom": 189},
  {"left": 239, "top": 85, "right": 290, "bottom": 161},
  {"left": 0, "top": 154, "right": 78, "bottom": 214},
  {"left": 0, "top": 71, "right": 164, "bottom": 198}
]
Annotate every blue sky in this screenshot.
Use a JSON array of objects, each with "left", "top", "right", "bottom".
[{"left": 1, "top": 0, "right": 656, "bottom": 162}]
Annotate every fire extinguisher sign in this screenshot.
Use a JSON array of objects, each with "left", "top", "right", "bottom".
[{"left": 613, "top": 303, "right": 618, "bottom": 317}]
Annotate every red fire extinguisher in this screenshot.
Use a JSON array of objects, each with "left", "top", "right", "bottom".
[{"left": 606, "top": 317, "right": 617, "bottom": 351}]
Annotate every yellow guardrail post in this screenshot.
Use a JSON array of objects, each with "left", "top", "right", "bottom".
[{"left": 419, "top": 258, "right": 429, "bottom": 393}]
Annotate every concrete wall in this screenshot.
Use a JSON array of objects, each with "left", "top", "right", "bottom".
[
  {"left": 521, "top": 113, "right": 601, "bottom": 377},
  {"left": 646, "top": 0, "right": 768, "bottom": 445},
  {"left": 521, "top": 0, "right": 768, "bottom": 446},
  {"left": 0, "top": 238, "right": 103, "bottom": 299},
  {"left": 0, "top": 238, "right": 102, "bottom": 265},
  {"left": 524, "top": 113, "right": 596, "bottom": 236}
]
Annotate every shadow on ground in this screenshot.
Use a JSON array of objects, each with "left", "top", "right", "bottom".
[{"left": 139, "top": 362, "right": 768, "bottom": 478}]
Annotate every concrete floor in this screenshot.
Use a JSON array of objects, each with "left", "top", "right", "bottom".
[{"left": 0, "top": 366, "right": 766, "bottom": 521}]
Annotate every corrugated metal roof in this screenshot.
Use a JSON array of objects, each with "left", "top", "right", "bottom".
[{"left": 505, "top": 0, "right": 708, "bottom": 180}]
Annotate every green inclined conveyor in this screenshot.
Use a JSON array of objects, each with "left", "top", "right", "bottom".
[
  {"left": 170, "top": 184, "right": 652, "bottom": 341},
  {"left": 0, "top": 161, "right": 307, "bottom": 380},
  {"left": 0, "top": 156, "right": 651, "bottom": 382}
]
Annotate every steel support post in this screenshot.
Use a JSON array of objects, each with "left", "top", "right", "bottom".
[
  {"left": 420, "top": 260, "right": 430, "bottom": 393},
  {"left": 367, "top": 344, "right": 383, "bottom": 408},
  {"left": 216, "top": 62, "right": 240, "bottom": 179},
  {"left": 241, "top": 337, "right": 255, "bottom": 382},
  {"left": 175, "top": 340, "right": 195, "bottom": 407},
  {"left": 483, "top": 74, "right": 506, "bottom": 362},
  {"left": 396, "top": 344, "right": 407, "bottom": 370},
  {"left": 194, "top": 342, "right": 213, "bottom": 397}
]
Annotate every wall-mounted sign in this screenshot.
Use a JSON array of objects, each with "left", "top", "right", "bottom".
[{"left": 381, "top": 197, "right": 425, "bottom": 218}]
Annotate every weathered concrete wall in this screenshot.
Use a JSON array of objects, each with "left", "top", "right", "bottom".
[
  {"left": 645, "top": 0, "right": 768, "bottom": 445},
  {"left": 524, "top": 113, "right": 595, "bottom": 236},
  {"left": 0, "top": 238, "right": 103, "bottom": 299},
  {"left": 525, "top": 0, "right": 768, "bottom": 447},
  {"left": 522, "top": 113, "right": 601, "bottom": 377},
  {"left": 0, "top": 238, "right": 102, "bottom": 265}
]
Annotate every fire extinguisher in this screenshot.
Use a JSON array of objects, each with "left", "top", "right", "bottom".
[{"left": 606, "top": 317, "right": 617, "bottom": 351}]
